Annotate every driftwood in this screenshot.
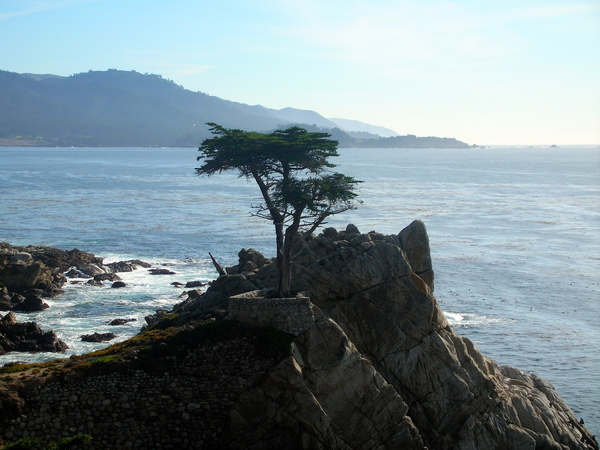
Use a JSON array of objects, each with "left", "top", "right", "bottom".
[{"left": 209, "top": 252, "right": 226, "bottom": 276}]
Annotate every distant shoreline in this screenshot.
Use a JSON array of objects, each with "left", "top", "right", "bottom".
[{"left": 2, "top": 138, "right": 599, "bottom": 149}]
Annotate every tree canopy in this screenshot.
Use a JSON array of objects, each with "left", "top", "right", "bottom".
[{"left": 197, "top": 123, "right": 361, "bottom": 297}]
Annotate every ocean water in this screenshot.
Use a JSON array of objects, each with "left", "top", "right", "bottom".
[{"left": 0, "top": 146, "right": 598, "bottom": 435}]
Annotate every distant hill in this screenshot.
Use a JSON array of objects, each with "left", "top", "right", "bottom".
[
  {"left": 0, "top": 69, "right": 475, "bottom": 148},
  {"left": 329, "top": 117, "right": 399, "bottom": 138}
]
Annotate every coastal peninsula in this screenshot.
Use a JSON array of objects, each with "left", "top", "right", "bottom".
[{"left": 0, "top": 222, "right": 596, "bottom": 449}]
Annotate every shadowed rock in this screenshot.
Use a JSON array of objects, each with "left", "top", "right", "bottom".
[
  {"left": 81, "top": 332, "right": 116, "bottom": 343},
  {"left": 0, "top": 312, "right": 68, "bottom": 355},
  {"left": 147, "top": 221, "right": 596, "bottom": 449}
]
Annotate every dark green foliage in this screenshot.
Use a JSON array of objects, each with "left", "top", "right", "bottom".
[
  {"left": 355, "top": 133, "right": 475, "bottom": 148},
  {"left": 1, "top": 437, "right": 42, "bottom": 450},
  {"left": 197, "top": 124, "right": 362, "bottom": 297},
  {"left": 150, "top": 313, "right": 180, "bottom": 330},
  {"left": 1, "top": 434, "right": 91, "bottom": 450},
  {"left": 0, "top": 360, "right": 60, "bottom": 375}
]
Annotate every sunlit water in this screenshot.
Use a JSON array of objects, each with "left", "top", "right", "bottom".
[{"left": 1, "top": 146, "right": 598, "bottom": 435}]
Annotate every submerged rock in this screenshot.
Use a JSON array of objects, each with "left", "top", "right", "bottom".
[
  {"left": 149, "top": 268, "right": 176, "bottom": 275},
  {"left": 105, "top": 259, "right": 152, "bottom": 273},
  {"left": 80, "top": 332, "right": 116, "bottom": 343},
  {"left": 108, "top": 318, "right": 137, "bottom": 326}
]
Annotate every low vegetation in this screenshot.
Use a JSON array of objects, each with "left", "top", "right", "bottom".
[
  {"left": 1, "top": 433, "right": 92, "bottom": 449},
  {"left": 0, "top": 319, "right": 294, "bottom": 379}
]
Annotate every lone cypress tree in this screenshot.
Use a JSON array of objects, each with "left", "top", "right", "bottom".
[{"left": 196, "top": 123, "right": 361, "bottom": 297}]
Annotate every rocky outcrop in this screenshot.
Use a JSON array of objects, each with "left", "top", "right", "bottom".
[
  {"left": 0, "top": 243, "right": 153, "bottom": 357},
  {"left": 227, "top": 310, "right": 425, "bottom": 449},
  {"left": 0, "top": 243, "right": 151, "bottom": 302},
  {"left": 0, "top": 223, "right": 596, "bottom": 449},
  {"left": 0, "top": 245, "right": 66, "bottom": 299},
  {"left": 147, "top": 221, "right": 596, "bottom": 449},
  {"left": 0, "top": 312, "right": 68, "bottom": 355},
  {"left": 0, "top": 291, "right": 49, "bottom": 312},
  {"left": 105, "top": 259, "right": 152, "bottom": 273}
]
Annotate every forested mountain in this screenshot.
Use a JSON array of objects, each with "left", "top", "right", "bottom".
[{"left": 0, "top": 69, "right": 475, "bottom": 148}]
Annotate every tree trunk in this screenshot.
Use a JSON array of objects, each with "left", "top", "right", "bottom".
[
  {"left": 251, "top": 170, "right": 287, "bottom": 297},
  {"left": 279, "top": 217, "right": 301, "bottom": 298},
  {"left": 208, "top": 252, "right": 226, "bottom": 276},
  {"left": 275, "top": 221, "right": 285, "bottom": 297}
]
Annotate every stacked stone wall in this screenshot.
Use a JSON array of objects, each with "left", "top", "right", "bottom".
[
  {"left": 0, "top": 336, "right": 275, "bottom": 449},
  {"left": 227, "top": 296, "right": 316, "bottom": 336}
]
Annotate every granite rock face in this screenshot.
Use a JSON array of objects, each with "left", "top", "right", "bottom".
[
  {"left": 0, "top": 224, "right": 596, "bottom": 449},
  {"left": 227, "top": 311, "right": 426, "bottom": 449},
  {"left": 172, "top": 220, "right": 596, "bottom": 449}
]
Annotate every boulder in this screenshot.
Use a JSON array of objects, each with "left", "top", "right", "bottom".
[
  {"left": 149, "top": 268, "right": 176, "bottom": 275},
  {"left": 108, "top": 318, "right": 137, "bottom": 326},
  {"left": 81, "top": 332, "right": 116, "bottom": 343},
  {"left": 111, "top": 281, "right": 127, "bottom": 288},
  {"left": 0, "top": 260, "right": 58, "bottom": 295},
  {"left": 10, "top": 252, "right": 33, "bottom": 265},
  {"left": 64, "top": 268, "right": 87, "bottom": 278},
  {"left": 0, "top": 292, "right": 49, "bottom": 312},
  {"left": 238, "top": 248, "right": 270, "bottom": 267},
  {"left": 346, "top": 223, "right": 360, "bottom": 234},
  {"left": 106, "top": 260, "right": 152, "bottom": 273},
  {"left": 0, "top": 313, "right": 68, "bottom": 355},
  {"left": 398, "top": 219, "right": 434, "bottom": 291},
  {"left": 94, "top": 273, "right": 122, "bottom": 282},
  {"left": 78, "top": 263, "right": 106, "bottom": 277},
  {"left": 12, "top": 294, "right": 49, "bottom": 312},
  {"left": 1, "top": 312, "right": 17, "bottom": 325}
]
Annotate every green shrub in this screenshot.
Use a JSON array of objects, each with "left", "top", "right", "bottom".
[
  {"left": 48, "top": 434, "right": 92, "bottom": 449},
  {"left": 1, "top": 437, "right": 42, "bottom": 449},
  {"left": 1, "top": 434, "right": 92, "bottom": 450}
]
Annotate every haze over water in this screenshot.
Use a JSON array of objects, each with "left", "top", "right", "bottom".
[{"left": 0, "top": 146, "right": 598, "bottom": 435}]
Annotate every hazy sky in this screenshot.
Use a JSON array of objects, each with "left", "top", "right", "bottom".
[{"left": 2, "top": 0, "right": 599, "bottom": 145}]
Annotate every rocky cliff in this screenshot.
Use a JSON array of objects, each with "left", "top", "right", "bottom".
[{"left": 0, "top": 223, "right": 596, "bottom": 449}]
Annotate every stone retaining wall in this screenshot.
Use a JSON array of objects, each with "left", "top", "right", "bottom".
[
  {"left": 0, "top": 336, "right": 275, "bottom": 449},
  {"left": 227, "top": 296, "right": 316, "bottom": 336}
]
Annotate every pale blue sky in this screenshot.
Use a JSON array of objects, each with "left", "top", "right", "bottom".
[{"left": 2, "top": 0, "right": 599, "bottom": 145}]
